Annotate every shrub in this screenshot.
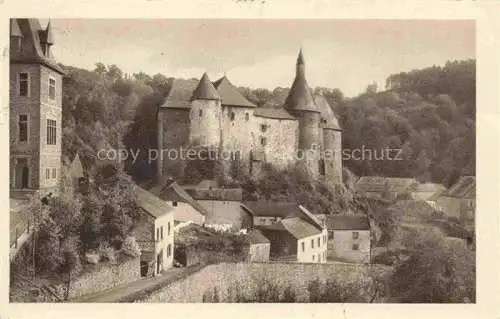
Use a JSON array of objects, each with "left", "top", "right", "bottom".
[
  {"left": 98, "top": 242, "right": 117, "bottom": 264},
  {"left": 121, "top": 236, "right": 141, "bottom": 258}
]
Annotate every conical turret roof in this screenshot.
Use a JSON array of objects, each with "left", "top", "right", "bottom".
[
  {"left": 191, "top": 72, "right": 221, "bottom": 101},
  {"left": 284, "top": 50, "right": 319, "bottom": 113},
  {"left": 10, "top": 19, "right": 23, "bottom": 37},
  {"left": 44, "top": 21, "right": 55, "bottom": 44}
]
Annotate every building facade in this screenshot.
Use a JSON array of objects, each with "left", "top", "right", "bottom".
[
  {"left": 157, "top": 50, "right": 343, "bottom": 184},
  {"left": 326, "top": 215, "right": 371, "bottom": 263},
  {"left": 10, "top": 19, "right": 65, "bottom": 196}
]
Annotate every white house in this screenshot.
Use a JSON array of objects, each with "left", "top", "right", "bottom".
[{"left": 326, "top": 215, "right": 371, "bottom": 263}]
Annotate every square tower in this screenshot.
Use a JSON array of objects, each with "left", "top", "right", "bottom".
[{"left": 10, "top": 19, "right": 65, "bottom": 195}]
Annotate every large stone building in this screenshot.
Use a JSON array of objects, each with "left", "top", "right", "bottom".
[
  {"left": 9, "top": 19, "right": 65, "bottom": 196},
  {"left": 157, "top": 50, "right": 343, "bottom": 184}
]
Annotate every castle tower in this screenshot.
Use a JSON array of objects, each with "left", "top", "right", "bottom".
[
  {"left": 188, "top": 73, "right": 222, "bottom": 148},
  {"left": 284, "top": 49, "right": 322, "bottom": 179},
  {"left": 10, "top": 19, "right": 65, "bottom": 196}
]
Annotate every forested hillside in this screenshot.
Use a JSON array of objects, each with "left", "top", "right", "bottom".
[{"left": 60, "top": 59, "right": 475, "bottom": 187}]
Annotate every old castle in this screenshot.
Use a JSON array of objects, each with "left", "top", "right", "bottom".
[
  {"left": 9, "top": 19, "right": 64, "bottom": 195},
  {"left": 157, "top": 50, "right": 343, "bottom": 184}
]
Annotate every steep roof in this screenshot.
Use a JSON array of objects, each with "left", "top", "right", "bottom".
[
  {"left": 190, "top": 72, "right": 220, "bottom": 101},
  {"left": 314, "top": 94, "right": 341, "bottom": 131},
  {"left": 43, "top": 21, "right": 54, "bottom": 44},
  {"left": 280, "top": 217, "right": 322, "bottom": 239},
  {"left": 146, "top": 180, "right": 208, "bottom": 216},
  {"left": 69, "top": 153, "right": 84, "bottom": 178},
  {"left": 135, "top": 186, "right": 174, "bottom": 218},
  {"left": 326, "top": 215, "right": 370, "bottom": 231},
  {"left": 413, "top": 183, "right": 446, "bottom": 193},
  {"left": 253, "top": 107, "right": 297, "bottom": 120},
  {"left": 441, "top": 176, "right": 475, "bottom": 199},
  {"left": 213, "top": 76, "right": 256, "bottom": 107},
  {"left": 10, "top": 19, "right": 23, "bottom": 37},
  {"left": 160, "top": 78, "right": 198, "bottom": 109},
  {"left": 10, "top": 19, "right": 65, "bottom": 75},
  {"left": 356, "top": 176, "right": 418, "bottom": 193},
  {"left": 247, "top": 229, "right": 270, "bottom": 244},
  {"left": 283, "top": 50, "right": 319, "bottom": 113},
  {"left": 241, "top": 201, "right": 303, "bottom": 218}
]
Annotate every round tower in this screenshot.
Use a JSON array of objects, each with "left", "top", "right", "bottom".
[
  {"left": 189, "top": 72, "right": 222, "bottom": 148},
  {"left": 284, "top": 49, "right": 322, "bottom": 178}
]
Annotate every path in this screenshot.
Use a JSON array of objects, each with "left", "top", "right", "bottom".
[{"left": 72, "top": 264, "right": 204, "bottom": 302}]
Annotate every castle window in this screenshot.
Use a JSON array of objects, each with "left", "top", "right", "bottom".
[
  {"left": 301, "top": 242, "right": 305, "bottom": 252},
  {"left": 245, "top": 113, "right": 249, "bottom": 121},
  {"left": 167, "top": 244, "right": 172, "bottom": 257},
  {"left": 199, "top": 109, "right": 203, "bottom": 117},
  {"left": 48, "top": 77, "right": 56, "bottom": 100},
  {"left": 18, "top": 115, "right": 28, "bottom": 142},
  {"left": 328, "top": 231, "right": 334, "bottom": 240},
  {"left": 45, "top": 168, "right": 50, "bottom": 180},
  {"left": 168, "top": 222, "right": 171, "bottom": 235},
  {"left": 260, "top": 124, "right": 267, "bottom": 132},
  {"left": 352, "top": 231, "right": 359, "bottom": 239},
  {"left": 47, "top": 119, "right": 57, "bottom": 145},
  {"left": 260, "top": 137, "right": 267, "bottom": 146},
  {"left": 51, "top": 168, "right": 56, "bottom": 179},
  {"left": 18, "top": 72, "right": 29, "bottom": 97},
  {"left": 352, "top": 243, "right": 359, "bottom": 251},
  {"left": 311, "top": 239, "right": 314, "bottom": 249},
  {"left": 230, "top": 112, "right": 235, "bottom": 121},
  {"left": 172, "top": 201, "right": 178, "bottom": 207}
]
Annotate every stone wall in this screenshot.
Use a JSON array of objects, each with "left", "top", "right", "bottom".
[
  {"left": 137, "top": 262, "right": 391, "bottom": 303},
  {"left": 62, "top": 257, "right": 140, "bottom": 300}
]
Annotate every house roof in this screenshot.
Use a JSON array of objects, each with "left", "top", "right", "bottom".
[
  {"left": 253, "top": 107, "right": 297, "bottom": 120},
  {"left": 412, "top": 183, "right": 446, "bottom": 193},
  {"left": 356, "top": 176, "right": 418, "bottom": 193},
  {"left": 191, "top": 72, "right": 220, "bottom": 101},
  {"left": 264, "top": 217, "right": 322, "bottom": 239},
  {"left": 390, "top": 200, "right": 438, "bottom": 216},
  {"left": 283, "top": 50, "right": 319, "bottom": 113},
  {"left": 146, "top": 180, "right": 209, "bottom": 216},
  {"left": 184, "top": 187, "right": 243, "bottom": 201},
  {"left": 10, "top": 19, "right": 65, "bottom": 75},
  {"left": 247, "top": 229, "right": 270, "bottom": 244},
  {"left": 135, "top": 186, "right": 174, "bottom": 218},
  {"left": 314, "top": 94, "right": 341, "bottom": 131},
  {"left": 427, "top": 188, "right": 445, "bottom": 201},
  {"left": 69, "top": 153, "right": 84, "bottom": 178},
  {"left": 326, "top": 215, "right": 370, "bottom": 231},
  {"left": 241, "top": 201, "right": 303, "bottom": 218},
  {"left": 160, "top": 79, "right": 197, "bottom": 109},
  {"left": 441, "top": 176, "right": 475, "bottom": 199},
  {"left": 213, "top": 76, "right": 256, "bottom": 107}
]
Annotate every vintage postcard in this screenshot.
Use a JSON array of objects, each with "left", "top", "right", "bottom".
[{"left": 1, "top": 1, "right": 499, "bottom": 319}]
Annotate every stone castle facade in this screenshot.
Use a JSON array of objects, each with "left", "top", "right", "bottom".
[
  {"left": 157, "top": 50, "right": 343, "bottom": 184},
  {"left": 9, "top": 19, "right": 64, "bottom": 195}
]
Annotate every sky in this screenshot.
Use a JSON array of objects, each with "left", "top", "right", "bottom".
[{"left": 42, "top": 19, "right": 475, "bottom": 97}]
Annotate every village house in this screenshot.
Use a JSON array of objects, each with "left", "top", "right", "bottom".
[
  {"left": 436, "top": 176, "right": 476, "bottom": 224},
  {"left": 182, "top": 181, "right": 252, "bottom": 231},
  {"left": 326, "top": 215, "right": 371, "bottom": 263},
  {"left": 355, "top": 176, "right": 418, "bottom": 200},
  {"left": 241, "top": 202, "right": 327, "bottom": 263},
  {"left": 132, "top": 186, "right": 175, "bottom": 277},
  {"left": 144, "top": 179, "right": 209, "bottom": 226},
  {"left": 246, "top": 229, "right": 271, "bottom": 262}
]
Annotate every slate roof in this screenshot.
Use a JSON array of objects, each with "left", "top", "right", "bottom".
[
  {"left": 441, "top": 176, "right": 476, "bottom": 199},
  {"left": 266, "top": 217, "right": 322, "bottom": 239},
  {"left": 135, "top": 186, "right": 174, "bottom": 218},
  {"left": 160, "top": 79, "right": 198, "bottom": 109},
  {"left": 146, "top": 180, "right": 208, "bottom": 216},
  {"left": 10, "top": 19, "right": 65, "bottom": 75},
  {"left": 247, "top": 229, "right": 270, "bottom": 244},
  {"left": 191, "top": 72, "right": 220, "bottom": 101},
  {"left": 326, "top": 215, "right": 370, "bottom": 231},
  {"left": 315, "top": 94, "right": 341, "bottom": 131},
  {"left": 184, "top": 187, "right": 243, "bottom": 201},
  {"left": 356, "top": 176, "right": 418, "bottom": 193},
  {"left": 253, "top": 108, "right": 297, "bottom": 120},
  {"left": 241, "top": 201, "right": 303, "bottom": 218},
  {"left": 213, "top": 76, "right": 256, "bottom": 107},
  {"left": 283, "top": 50, "right": 319, "bottom": 113}
]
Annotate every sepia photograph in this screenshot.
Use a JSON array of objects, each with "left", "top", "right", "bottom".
[{"left": 8, "top": 18, "right": 477, "bottom": 304}]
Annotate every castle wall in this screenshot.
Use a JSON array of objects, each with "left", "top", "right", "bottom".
[
  {"left": 189, "top": 100, "right": 222, "bottom": 147},
  {"left": 294, "top": 111, "right": 321, "bottom": 179},
  {"left": 252, "top": 117, "right": 299, "bottom": 171},
  {"left": 323, "top": 129, "right": 342, "bottom": 184},
  {"left": 158, "top": 108, "right": 190, "bottom": 179}
]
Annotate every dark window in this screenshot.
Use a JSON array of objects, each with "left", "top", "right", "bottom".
[
  {"left": 260, "top": 137, "right": 266, "bottom": 146},
  {"left": 168, "top": 222, "right": 171, "bottom": 235},
  {"left": 301, "top": 242, "right": 305, "bottom": 252},
  {"left": 319, "top": 159, "right": 325, "bottom": 176},
  {"left": 230, "top": 112, "right": 235, "bottom": 121},
  {"left": 352, "top": 244, "right": 359, "bottom": 251},
  {"left": 51, "top": 168, "right": 56, "bottom": 178},
  {"left": 311, "top": 239, "right": 314, "bottom": 249},
  {"left": 172, "top": 201, "right": 178, "bottom": 207},
  {"left": 156, "top": 228, "right": 159, "bottom": 240},
  {"left": 199, "top": 109, "right": 203, "bottom": 117},
  {"left": 167, "top": 244, "right": 172, "bottom": 257},
  {"left": 260, "top": 124, "right": 267, "bottom": 132},
  {"left": 328, "top": 231, "right": 334, "bottom": 240},
  {"left": 245, "top": 113, "right": 249, "bottom": 121},
  {"left": 161, "top": 226, "right": 164, "bottom": 239},
  {"left": 19, "top": 115, "right": 28, "bottom": 142},
  {"left": 312, "top": 255, "right": 315, "bottom": 261},
  {"left": 352, "top": 231, "right": 359, "bottom": 239},
  {"left": 49, "top": 78, "right": 56, "bottom": 100},
  {"left": 47, "top": 119, "right": 57, "bottom": 145},
  {"left": 45, "top": 168, "right": 50, "bottom": 179},
  {"left": 19, "top": 73, "right": 29, "bottom": 96},
  {"left": 317, "top": 237, "right": 320, "bottom": 247}
]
